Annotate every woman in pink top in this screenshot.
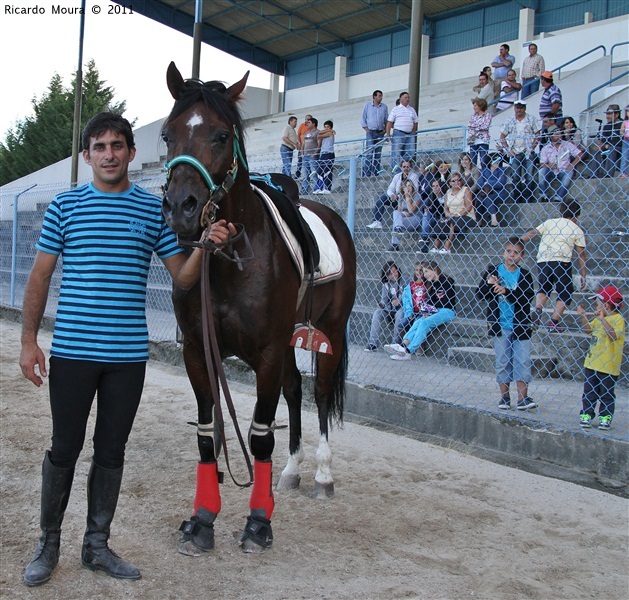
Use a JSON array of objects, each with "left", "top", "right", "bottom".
[{"left": 467, "top": 98, "right": 493, "bottom": 168}]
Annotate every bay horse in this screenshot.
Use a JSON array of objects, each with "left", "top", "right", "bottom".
[{"left": 161, "top": 63, "right": 356, "bottom": 554}]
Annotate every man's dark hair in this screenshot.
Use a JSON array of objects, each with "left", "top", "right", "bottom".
[
  {"left": 398, "top": 91, "right": 409, "bottom": 98},
  {"left": 310, "top": 117, "right": 318, "bottom": 127},
  {"left": 501, "top": 44, "right": 510, "bottom": 52},
  {"left": 82, "top": 112, "right": 134, "bottom": 151},
  {"left": 373, "top": 90, "right": 383, "bottom": 98},
  {"left": 543, "top": 112, "right": 557, "bottom": 120},
  {"left": 324, "top": 120, "right": 333, "bottom": 128},
  {"left": 506, "top": 236, "right": 524, "bottom": 251},
  {"left": 560, "top": 199, "right": 581, "bottom": 220},
  {"left": 479, "top": 72, "right": 488, "bottom": 80},
  {"left": 288, "top": 115, "right": 297, "bottom": 123}
]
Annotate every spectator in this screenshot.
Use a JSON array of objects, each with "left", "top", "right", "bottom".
[
  {"left": 386, "top": 92, "right": 419, "bottom": 172},
  {"left": 521, "top": 43, "right": 545, "bottom": 99},
  {"left": 476, "top": 237, "right": 537, "bottom": 411},
  {"left": 295, "top": 114, "right": 313, "bottom": 178},
  {"left": 389, "top": 179, "right": 423, "bottom": 252},
  {"left": 496, "top": 69, "right": 522, "bottom": 112},
  {"left": 415, "top": 160, "right": 434, "bottom": 198},
  {"left": 473, "top": 72, "right": 494, "bottom": 105},
  {"left": 596, "top": 104, "right": 623, "bottom": 177},
  {"left": 538, "top": 71, "right": 562, "bottom": 120},
  {"left": 366, "top": 160, "right": 419, "bottom": 229},
  {"left": 621, "top": 105, "right": 629, "bottom": 178},
  {"left": 300, "top": 117, "right": 319, "bottom": 194},
  {"left": 457, "top": 152, "right": 481, "bottom": 193},
  {"left": 314, "top": 120, "right": 335, "bottom": 194},
  {"left": 538, "top": 125, "right": 582, "bottom": 202},
  {"left": 395, "top": 263, "right": 429, "bottom": 343},
  {"left": 491, "top": 44, "right": 516, "bottom": 91},
  {"left": 562, "top": 116, "right": 584, "bottom": 151},
  {"left": 498, "top": 100, "right": 540, "bottom": 203},
  {"left": 520, "top": 199, "right": 587, "bottom": 332},
  {"left": 384, "top": 261, "right": 457, "bottom": 360},
  {"left": 473, "top": 66, "right": 497, "bottom": 97},
  {"left": 280, "top": 116, "right": 300, "bottom": 177},
  {"left": 476, "top": 154, "right": 507, "bottom": 227},
  {"left": 576, "top": 286, "right": 626, "bottom": 430},
  {"left": 417, "top": 179, "right": 445, "bottom": 253},
  {"left": 539, "top": 112, "right": 559, "bottom": 147},
  {"left": 430, "top": 173, "right": 476, "bottom": 254},
  {"left": 467, "top": 98, "right": 492, "bottom": 168},
  {"left": 364, "top": 261, "right": 406, "bottom": 351},
  {"left": 434, "top": 159, "right": 451, "bottom": 185},
  {"left": 361, "top": 90, "right": 389, "bottom": 177}
]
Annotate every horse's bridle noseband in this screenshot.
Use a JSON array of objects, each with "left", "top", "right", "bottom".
[{"left": 163, "top": 125, "right": 249, "bottom": 228}]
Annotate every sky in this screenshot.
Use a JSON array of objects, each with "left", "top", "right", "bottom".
[{"left": 0, "top": 0, "right": 275, "bottom": 140}]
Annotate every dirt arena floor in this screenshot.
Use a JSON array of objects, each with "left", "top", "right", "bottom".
[{"left": 1, "top": 319, "right": 627, "bottom": 599}]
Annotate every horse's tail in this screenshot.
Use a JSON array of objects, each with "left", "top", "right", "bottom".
[{"left": 327, "top": 331, "right": 348, "bottom": 426}]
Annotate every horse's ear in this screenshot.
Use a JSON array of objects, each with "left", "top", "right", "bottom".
[
  {"left": 226, "top": 71, "right": 249, "bottom": 102},
  {"left": 167, "top": 62, "right": 185, "bottom": 100}
]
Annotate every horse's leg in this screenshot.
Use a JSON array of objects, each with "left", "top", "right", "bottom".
[
  {"left": 239, "top": 364, "right": 283, "bottom": 553},
  {"left": 276, "top": 349, "right": 304, "bottom": 491},
  {"left": 178, "top": 342, "right": 222, "bottom": 557}
]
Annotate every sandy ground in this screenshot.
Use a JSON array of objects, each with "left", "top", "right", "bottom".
[{"left": 1, "top": 318, "right": 627, "bottom": 600}]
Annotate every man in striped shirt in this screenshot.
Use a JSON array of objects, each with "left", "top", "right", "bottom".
[
  {"left": 20, "top": 112, "right": 234, "bottom": 587},
  {"left": 385, "top": 92, "right": 419, "bottom": 172}
]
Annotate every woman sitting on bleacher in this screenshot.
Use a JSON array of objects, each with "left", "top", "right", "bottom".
[
  {"left": 384, "top": 261, "right": 457, "bottom": 360},
  {"left": 457, "top": 153, "right": 480, "bottom": 193},
  {"left": 430, "top": 173, "right": 476, "bottom": 254}
]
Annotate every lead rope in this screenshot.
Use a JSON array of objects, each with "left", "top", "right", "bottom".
[{"left": 199, "top": 233, "right": 253, "bottom": 488}]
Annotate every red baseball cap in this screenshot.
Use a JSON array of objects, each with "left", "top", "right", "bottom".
[{"left": 590, "top": 285, "right": 623, "bottom": 307}]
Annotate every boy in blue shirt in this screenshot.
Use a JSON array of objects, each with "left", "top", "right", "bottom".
[{"left": 477, "top": 237, "right": 537, "bottom": 410}]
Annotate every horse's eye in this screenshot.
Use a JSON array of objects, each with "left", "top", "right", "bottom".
[
  {"left": 161, "top": 132, "right": 170, "bottom": 145},
  {"left": 215, "top": 132, "right": 230, "bottom": 145}
]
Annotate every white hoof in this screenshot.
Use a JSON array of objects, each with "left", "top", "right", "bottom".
[
  {"left": 276, "top": 473, "right": 301, "bottom": 491},
  {"left": 312, "top": 480, "right": 334, "bottom": 499}
]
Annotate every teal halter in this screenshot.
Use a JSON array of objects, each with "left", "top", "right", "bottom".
[{"left": 164, "top": 126, "right": 248, "bottom": 226}]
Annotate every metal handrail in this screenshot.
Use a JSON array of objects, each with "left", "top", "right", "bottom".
[
  {"left": 610, "top": 41, "right": 628, "bottom": 64},
  {"left": 587, "top": 70, "right": 629, "bottom": 108},
  {"left": 553, "top": 45, "right": 606, "bottom": 79}
]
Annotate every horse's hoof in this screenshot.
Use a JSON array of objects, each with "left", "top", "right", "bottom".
[
  {"left": 312, "top": 480, "right": 334, "bottom": 499},
  {"left": 178, "top": 540, "right": 206, "bottom": 557},
  {"left": 276, "top": 473, "right": 301, "bottom": 491},
  {"left": 239, "top": 537, "right": 268, "bottom": 554}
]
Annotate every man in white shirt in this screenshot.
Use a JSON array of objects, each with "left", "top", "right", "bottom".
[{"left": 385, "top": 92, "right": 418, "bottom": 172}]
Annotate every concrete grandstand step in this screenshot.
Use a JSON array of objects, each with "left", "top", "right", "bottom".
[{"left": 447, "top": 346, "right": 558, "bottom": 378}]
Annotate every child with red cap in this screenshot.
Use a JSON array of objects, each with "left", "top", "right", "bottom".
[{"left": 576, "top": 285, "right": 626, "bottom": 430}]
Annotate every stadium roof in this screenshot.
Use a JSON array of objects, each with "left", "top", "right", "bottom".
[{"left": 118, "top": 0, "right": 492, "bottom": 75}]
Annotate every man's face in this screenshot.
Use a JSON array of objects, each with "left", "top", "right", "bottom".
[
  {"left": 374, "top": 92, "right": 383, "bottom": 104},
  {"left": 550, "top": 131, "right": 562, "bottom": 143},
  {"left": 514, "top": 105, "right": 526, "bottom": 118},
  {"left": 544, "top": 117, "right": 556, "bottom": 129},
  {"left": 507, "top": 70, "right": 516, "bottom": 81},
  {"left": 304, "top": 115, "right": 312, "bottom": 123},
  {"left": 503, "top": 243, "right": 524, "bottom": 268},
  {"left": 83, "top": 130, "right": 135, "bottom": 192},
  {"left": 500, "top": 45, "right": 507, "bottom": 56},
  {"left": 479, "top": 74, "right": 488, "bottom": 86},
  {"left": 399, "top": 93, "right": 410, "bottom": 106},
  {"left": 541, "top": 77, "right": 551, "bottom": 88},
  {"left": 289, "top": 117, "right": 297, "bottom": 128},
  {"left": 529, "top": 44, "right": 537, "bottom": 56}
]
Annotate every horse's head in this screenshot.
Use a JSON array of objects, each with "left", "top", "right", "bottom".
[{"left": 161, "top": 62, "right": 249, "bottom": 236}]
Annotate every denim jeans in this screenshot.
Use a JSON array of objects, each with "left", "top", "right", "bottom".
[
  {"left": 391, "top": 209, "right": 423, "bottom": 245},
  {"left": 368, "top": 308, "right": 404, "bottom": 347},
  {"left": 469, "top": 143, "right": 489, "bottom": 169},
  {"left": 300, "top": 154, "right": 316, "bottom": 193},
  {"left": 364, "top": 130, "right": 385, "bottom": 176},
  {"left": 493, "top": 329, "right": 532, "bottom": 385},
  {"left": 621, "top": 139, "right": 629, "bottom": 176},
  {"left": 521, "top": 78, "right": 540, "bottom": 99},
  {"left": 404, "top": 309, "right": 456, "bottom": 353},
  {"left": 581, "top": 367, "right": 617, "bottom": 418},
  {"left": 391, "top": 129, "right": 415, "bottom": 172},
  {"left": 509, "top": 152, "right": 535, "bottom": 188},
  {"left": 280, "top": 145, "right": 294, "bottom": 177},
  {"left": 539, "top": 168, "right": 574, "bottom": 200},
  {"left": 373, "top": 193, "right": 395, "bottom": 223},
  {"left": 316, "top": 152, "right": 335, "bottom": 191}
]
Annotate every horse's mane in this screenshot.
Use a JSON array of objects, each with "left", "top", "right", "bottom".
[{"left": 165, "top": 79, "right": 246, "bottom": 146}]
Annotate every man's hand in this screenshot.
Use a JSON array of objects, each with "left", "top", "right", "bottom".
[
  {"left": 20, "top": 340, "right": 47, "bottom": 387},
  {"left": 208, "top": 219, "right": 237, "bottom": 244}
]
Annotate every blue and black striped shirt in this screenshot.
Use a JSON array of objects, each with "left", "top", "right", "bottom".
[{"left": 36, "top": 183, "right": 183, "bottom": 362}]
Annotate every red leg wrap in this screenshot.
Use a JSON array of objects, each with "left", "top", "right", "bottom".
[
  {"left": 194, "top": 461, "right": 221, "bottom": 516},
  {"left": 250, "top": 460, "right": 275, "bottom": 519}
]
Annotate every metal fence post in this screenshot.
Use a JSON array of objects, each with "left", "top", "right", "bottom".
[{"left": 11, "top": 184, "right": 37, "bottom": 306}]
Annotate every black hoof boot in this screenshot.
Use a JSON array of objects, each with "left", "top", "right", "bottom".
[
  {"left": 178, "top": 507, "right": 217, "bottom": 555},
  {"left": 239, "top": 513, "right": 273, "bottom": 552}
]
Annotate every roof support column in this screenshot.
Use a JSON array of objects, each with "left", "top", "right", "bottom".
[
  {"left": 192, "top": 0, "right": 203, "bottom": 78},
  {"left": 334, "top": 55, "right": 348, "bottom": 103},
  {"left": 408, "top": 0, "right": 424, "bottom": 110}
]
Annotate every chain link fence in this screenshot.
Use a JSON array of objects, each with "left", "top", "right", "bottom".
[{"left": 1, "top": 116, "right": 627, "bottom": 441}]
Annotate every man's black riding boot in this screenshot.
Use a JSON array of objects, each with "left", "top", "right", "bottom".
[
  {"left": 81, "top": 461, "right": 141, "bottom": 580},
  {"left": 23, "top": 452, "right": 75, "bottom": 587}
]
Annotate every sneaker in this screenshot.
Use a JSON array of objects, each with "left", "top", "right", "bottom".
[
  {"left": 393, "top": 226, "right": 405, "bottom": 234},
  {"left": 598, "top": 415, "right": 612, "bottom": 430},
  {"left": 390, "top": 352, "right": 411, "bottom": 361},
  {"left": 313, "top": 189, "right": 322, "bottom": 195},
  {"left": 384, "top": 343, "right": 408, "bottom": 356},
  {"left": 579, "top": 414, "right": 592, "bottom": 428},
  {"left": 364, "top": 344, "right": 377, "bottom": 352},
  {"left": 429, "top": 247, "right": 439, "bottom": 254},
  {"left": 498, "top": 396, "right": 511, "bottom": 410},
  {"left": 517, "top": 397, "right": 538, "bottom": 410},
  {"left": 438, "top": 247, "right": 451, "bottom": 254},
  {"left": 320, "top": 190, "right": 331, "bottom": 195},
  {"left": 544, "top": 320, "right": 565, "bottom": 333},
  {"left": 367, "top": 221, "right": 382, "bottom": 229}
]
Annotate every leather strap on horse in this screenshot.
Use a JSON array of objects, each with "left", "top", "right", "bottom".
[{"left": 199, "top": 239, "right": 253, "bottom": 488}]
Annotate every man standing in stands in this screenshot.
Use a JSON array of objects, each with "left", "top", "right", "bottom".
[
  {"left": 499, "top": 100, "right": 540, "bottom": 203},
  {"left": 295, "top": 114, "right": 313, "bottom": 178},
  {"left": 491, "top": 44, "right": 516, "bottom": 93},
  {"left": 280, "top": 115, "right": 300, "bottom": 177},
  {"left": 521, "top": 43, "right": 545, "bottom": 99},
  {"left": 361, "top": 90, "right": 389, "bottom": 177},
  {"left": 538, "top": 72, "right": 563, "bottom": 121},
  {"left": 386, "top": 92, "right": 418, "bottom": 172}
]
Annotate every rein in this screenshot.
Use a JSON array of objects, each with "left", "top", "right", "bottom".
[{"left": 165, "top": 127, "right": 254, "bottom": 487}]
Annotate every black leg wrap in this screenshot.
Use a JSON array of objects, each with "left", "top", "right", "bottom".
[
  {"left": 239, "top": 515, "right": 273, "bottom": 549},
  {"left": 179, "top": 507, "right": 216, "bottom": 552}
]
